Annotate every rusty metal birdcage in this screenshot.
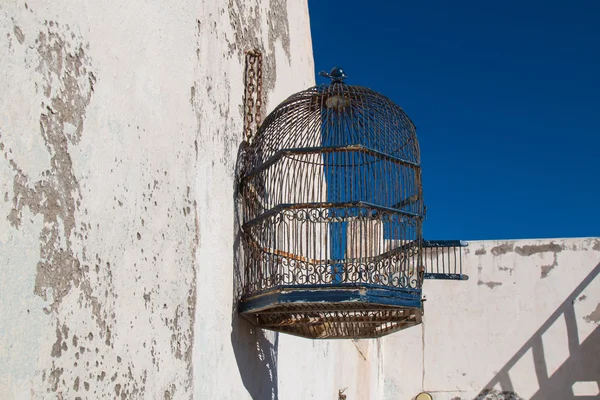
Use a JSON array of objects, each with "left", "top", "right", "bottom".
[{"left": 236, "top": 67, "right": 431, "bottom": 339}]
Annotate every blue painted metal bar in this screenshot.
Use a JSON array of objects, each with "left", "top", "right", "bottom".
[
  {"left": 421, "top": 239, "right": 469, "bottom": 280},
  {"left": 423, "top": 273, "right": 469, "bottom": 281},
  {"left": 239, "top": 286, "right": 422, "bottom": 314},
  {"left": 422, "top": 240, "right": 468, "bottom": 248},
  {"left": 244, "top": 282, "right": 422, "bottom": 298}
]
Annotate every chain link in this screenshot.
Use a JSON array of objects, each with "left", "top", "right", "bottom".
[
  {"left": 244, "top": 49, "right": 263, "bottom": 141},
  {"left": 254, "top": 51, "right": 263, "bottom": 129}
]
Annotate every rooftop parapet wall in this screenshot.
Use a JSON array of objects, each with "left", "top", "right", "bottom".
[{"left": 382, "top": 237, "right": 600, "bottom": 400}]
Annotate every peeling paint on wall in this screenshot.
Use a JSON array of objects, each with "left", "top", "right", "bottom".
[
  {"left": 515, "top": 242, "right": 563, "bottom": 257},
  {"left": 227, "top": 0, "right": 291, "bottom": 99},
  {"left": 540, "top": 252, "right": 558, "bottom": 278},
  {"left": 475, "top": 248, "right": 486, "bottom": 255},
  {"left": 491, "top": 243, "right": 514, "bottom": 256},
  {"left": 6, "top": 22, "right": 96, "bottom": 309},
  {"left": 477, "top": 280, "right": 502, "bottom": 289},
  {"left": 583, "top": 303, "right": 600, "bottom": 324},
  {"left": 13, "top": 24, "right": 24, "bottom": 43},
  {"left": 498, "top": 265, "right": 513, "bottom": 275},
  {"left": 475, "top": 389, "right": 524, "bottom": 400},
  {"left": 2, "top": 4, "right": 198, "bottom": 397}
]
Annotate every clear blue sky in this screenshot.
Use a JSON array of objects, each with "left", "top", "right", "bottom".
[{"left": 308, "top": 0, "right": 600, "bottom": 241}]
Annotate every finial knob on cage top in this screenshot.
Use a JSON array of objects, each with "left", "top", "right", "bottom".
[{"left": 319, "top": 66, "right": 347, "bottom": 83}]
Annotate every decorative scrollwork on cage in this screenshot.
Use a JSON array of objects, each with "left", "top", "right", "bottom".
[{"left": 236, "top": 68, "right": 428, "bottom": 339}]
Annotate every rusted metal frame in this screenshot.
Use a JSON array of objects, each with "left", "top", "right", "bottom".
[
  {"left": 390, "top": 194, "right": 420, "bottom": 209},
  {"left": 373, "top": 319, "right": 420, "bottom": 336},
  {"left": 243, "top": 232, "right": 312, "bottom": 263},
  {"left": 248, "top": 236, "right": 418, "bottom": 267},
  {"left": 242, "top": 233, "right": 417, "bottom": 293},
  {"left": 259, "top": 315, "right": 414, "bottom": 327},
  {"left": 240, "top": 144, "right": 420, "bottom": 183},
  {"left": 242, "top": 219, "right": 421, "bottom": 292},
  {"left": 242, "top": 201, "right": 423, "bottom": 230},
  {"left": 273, "top": 323, "right": 414, "bottom": 340},
  {"left": 370, "top": 238, "right": 419, "bottom": 263},
  {"left": 237, "top": 80, "right": 427, "bottom": 338}
]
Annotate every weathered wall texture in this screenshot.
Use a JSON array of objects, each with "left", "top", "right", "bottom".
[
  {"left": 0, "top": 0, "right": 381, "bottom": 399},
  {"left": 1, "top": 0, "right": 201, "bottom": 397},
  {"left": 382, "top": 237, "right": 600, "bottom": 400},
  {"left": 191, "top": 1, "right": 382, "bottom": 399},
  {"left": 0, "top": 0, "right": 294, "bottom": 398},
  {"left": 2, "top": 2, "right": 597, "bottom": 400}
]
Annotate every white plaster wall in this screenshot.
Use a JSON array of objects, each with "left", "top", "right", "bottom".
[
  {"left": 1, "top": 0, "right": 384, "bottom": 399},
  {"left": 1, "top": 0, "right": 202, "bottom": 397},
  {"left": 192, "top": 1, "right": 383, "bottom": 399},
  {"left": 382, "top": 237, "right": 600, "bottom": 400}
]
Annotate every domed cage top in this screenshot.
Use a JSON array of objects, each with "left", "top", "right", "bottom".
[{"left": 237, "top": 69, "right": 429, "bottom": 339}]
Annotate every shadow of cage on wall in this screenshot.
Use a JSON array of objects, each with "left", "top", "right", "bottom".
[{"left": 236, "top": 67, "right": 467, "bottom": 339}]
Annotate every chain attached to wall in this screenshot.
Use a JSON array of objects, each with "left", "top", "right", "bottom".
[{"left": 244, "top": 49, "right": 263, "bottom": 142}]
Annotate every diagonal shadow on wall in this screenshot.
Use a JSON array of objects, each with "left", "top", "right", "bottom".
[
  {"left": 231, "top": 143, "right": 279, "bottom": 400},
  {"left": 477, "top": 262, "right": 600, "bottom": 400}
]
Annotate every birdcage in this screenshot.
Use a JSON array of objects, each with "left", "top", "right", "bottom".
[{"left": 236, "top": 68, "right": 456, "bottom": 339}]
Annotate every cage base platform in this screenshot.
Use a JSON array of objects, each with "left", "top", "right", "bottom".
[{"left": 239, "top": 285, "right": 423, "bottom": 339}]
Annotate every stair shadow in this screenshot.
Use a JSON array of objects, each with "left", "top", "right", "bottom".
[{"left": 477, "top": 262, "right": 600, "bottom": 399}]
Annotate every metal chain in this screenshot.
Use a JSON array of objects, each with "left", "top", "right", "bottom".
[
  {"left": 244, "top": 49, "right": 263, "bottom": 141},
  {"left": 254, "top": 51, "right": 263, "bottom": 129}
]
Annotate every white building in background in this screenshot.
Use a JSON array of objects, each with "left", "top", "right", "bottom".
[{"left": 0, "top": 1, "right": 598, "bottom": 399}]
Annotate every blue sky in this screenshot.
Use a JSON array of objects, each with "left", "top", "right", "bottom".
[{"left": 308, "top": 0, "right": 600, "bottom": 240}]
